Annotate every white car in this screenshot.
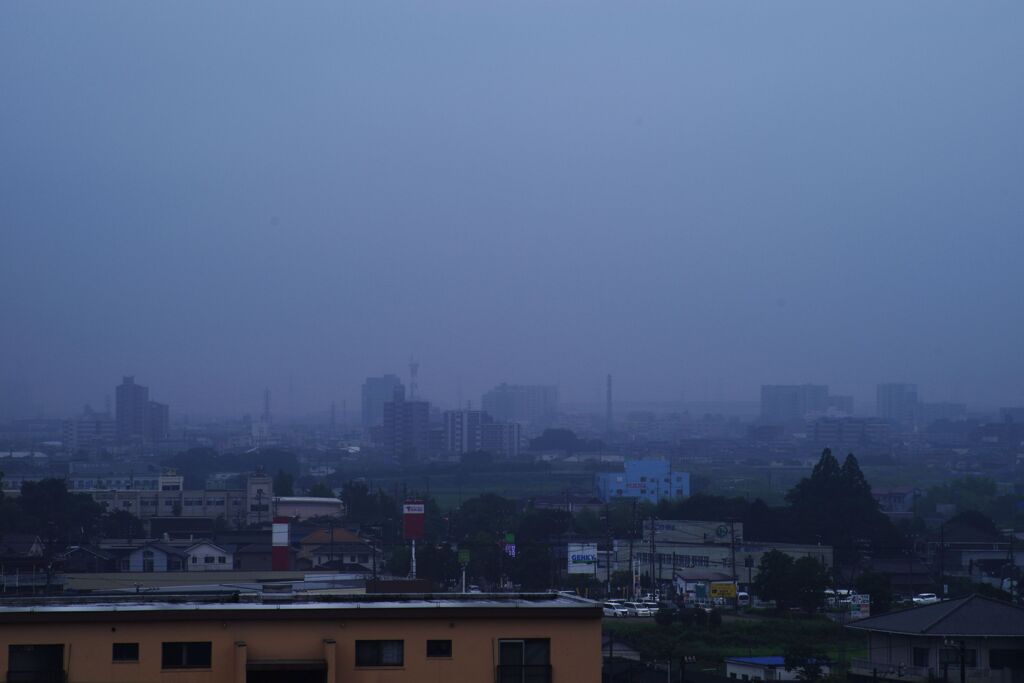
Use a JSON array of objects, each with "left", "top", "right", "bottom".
[
  {"left": 913, "top": 593, "right": 940, "bottom": 605},
  {"left": 624, "top": 602, "right": 653, "bottom": 617},
  {"left": 603, "top": 602, "right": 628, "bottom": 617}
]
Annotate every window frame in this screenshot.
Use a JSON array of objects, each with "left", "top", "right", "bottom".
[
  {"left": 355, "top": 640, "right": 404, "bottom": 668},
  {"left": 427, "top": 639, "right": 453, "bottom": 658},
  {"left": 161, "top": 641, "right": 212, "bottom": 670},
  {"left": 112, "top": 642, "right": 139, "bottom": 663}
]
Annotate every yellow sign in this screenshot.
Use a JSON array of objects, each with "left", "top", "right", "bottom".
[{"left": 710, "top": 582, "right": 737, "bottom": 598}]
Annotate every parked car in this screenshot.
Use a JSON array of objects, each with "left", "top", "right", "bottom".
[
  {"left": 737, "top": 591, "right": 750, "bottom": 607},
  {"left": 603, "top": 602, "right": 629, "bottom": 618},
  {"left": 642, "top": 601, "right": 660, "bottom": 613},
  {"left": 624, "top": 602, "right": 653, "bottom": 617},
  {"left": 913, "top": 593, "right": 940, "bottom": 605}
]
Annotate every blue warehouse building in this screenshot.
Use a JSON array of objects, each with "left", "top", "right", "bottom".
[{"left": 595, "top": 459, "right": 690, "bottom": 504}]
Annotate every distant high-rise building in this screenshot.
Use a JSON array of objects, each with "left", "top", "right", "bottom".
[
  {"left": 825, "top": 395, "right": 855, "bottom": 415},
  {"left": 877, "top": 383, "right": 918, "bottom": 429},
  {"left": 115, "top": 377, "right": 169, "bottom": 443},
  {"left": 481, "top": 384, "right": 559, "bottom": 426},
  {"left": 916, "top": 402, "right": 966, "bottom": 427},
  {"left": 361, "top": 375, "right": 404, "bottom": 429},
  {"left": 382, "top": 385, "right": 430, "bottom": 461},
  {"left": 760, "top": 385, "right": 829, "bottom": 424},
  {"left": 443, "top": 409, "right": 522, "bottom": 458},
  {"left": 443, "top": 409, "right": 492, "bottom": 454},
  {"left": 480, "top": 421, "right": 522, "bottom": 459},
  {"left": 116, "top": 376, "right": 149, "bottom": 441},
  {"left": 148, "top": 401, "right": 170, "bottom": 441},
  {"left": 63, "top": 405, "right": 116, "bottom": 452}
]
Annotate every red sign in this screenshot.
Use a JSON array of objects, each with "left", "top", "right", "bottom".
[{"left": 403, "top": 500, "right": 425, "bottom": 540}]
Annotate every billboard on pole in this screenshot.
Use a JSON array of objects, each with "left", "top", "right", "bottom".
[
  {"left": 567, "top": 543, "right": 598, "bottom": 574},
  {"left": 403, "top": 501, "right": 425, "bottom": 540}
]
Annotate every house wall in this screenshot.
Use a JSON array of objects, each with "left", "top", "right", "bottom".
[
  {"left": 186, "top": 545, "right": 232, "bottom": 572},
  {"left": 861, "top": 633, "right": 1023, "bottom": 681},
  {"left": 128, "top": 548, "right": 168, "bottom": 573},
  {"left": 0, "top": 611, "right": 601, "bottom": 683}
]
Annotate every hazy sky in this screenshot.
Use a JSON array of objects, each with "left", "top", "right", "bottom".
[{"left": 2, "top": 2, "right": 1023, "bottom": 418}]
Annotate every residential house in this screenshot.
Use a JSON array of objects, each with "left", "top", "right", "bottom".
[{"left": 846, "top": 594, "right": 1024, "bottom": 682}]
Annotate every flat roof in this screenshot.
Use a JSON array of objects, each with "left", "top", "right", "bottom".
[{"left": 0, "top": 593, "right": 602, "bottom": 623}]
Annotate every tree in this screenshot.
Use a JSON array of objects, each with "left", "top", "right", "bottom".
[
  {"left": 790, "top": 556, "right": 830, "bottom": 615},
  {"left": 19, "top": 478, "right": 103, "bottom": 549},
  {"left": 752, "top": 550, "right": 795, "bottom": 609},
  {"left": 784, "top": 644, "right": 828, "bottom": 682},
  {"left": 855, "top": 571, "right": 893, "bottom": 613},
  {"left": 307, "top": 481, "right": 334, "bottom": 498},
  {"left": 786, "top": 449, "right": 897, "bottom": 563},
  {"left": 274, "top": 470, "right": 294, "bottom": 496},
  {"left": 101, "top": 510, "right": 144, "bottom": 540}
]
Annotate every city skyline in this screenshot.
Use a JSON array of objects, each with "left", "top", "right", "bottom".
[
  {"left": 0, "top": 369, "right": 1010, "bottom": 422},
  {"left": 4, "top": 2, "right": 1024, "bottom": 418}
]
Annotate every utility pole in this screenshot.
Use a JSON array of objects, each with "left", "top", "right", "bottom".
[
  {"left": 628, "top": 500, "right": 636, "bottom": 599},
  {"left": 649, "top": 514, "right": 656, "bottom": 596},
  {"left": 605, "top": 503, "right": 612, "bottom": 596}
]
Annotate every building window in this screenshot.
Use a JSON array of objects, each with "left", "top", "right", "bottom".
[
  {"left": 218, "top": 556, "right": 226, "bottom": 564},
  {"left": 112, "top": 643, "right": 139, "bottom": 662},
  {"left": 8, "top": 644, "right": 65, "bottom": 679},
  {"left": 427, "top": 640, "right": 452, "bottom": 658},
  {"left": 204, "top": 556, "right": 215, "bottom": 564},
  {"left": 913, "top": 647, "right": 929, "bottom": 667},
  {"left": 940, "top": 647, "right": 978, "bottom": 668},
  {"left": 355, "top": 640, "right": 404, "bottom": 667},
  {"left": 162, "top": 642, "right": 212, "bottom": 669},
  {"left": 498, "top": 639, "right": 550, "bottom": 683}
]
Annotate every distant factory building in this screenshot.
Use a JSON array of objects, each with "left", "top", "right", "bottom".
[{"left": 595, "top": 459, "right": 690, "bottom": 504}]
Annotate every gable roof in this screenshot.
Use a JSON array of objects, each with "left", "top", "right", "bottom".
[
  {"left": 0, "top": 534, "right": 44, "bottom": 557},
  {"left": 132, "top": 542, "right": 187, "bottom": 558},
  {"left": 185, "top": 541, "right": 231, "bottom": 555},
  {"left": 847, "top": 595, "right": 1024, "bottom": 637}
]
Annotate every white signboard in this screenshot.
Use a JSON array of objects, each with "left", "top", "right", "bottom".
[
  {"left": 402, "top": 503, "right": 425, "bottom": 514},
  {"left": 567, "top": 543, "right": 598, "bottom": 574}
]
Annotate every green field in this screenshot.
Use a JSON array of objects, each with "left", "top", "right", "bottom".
[
  {"left": 605, "top": 614, "right": 867, "bottom": 671},
  {"left": 339, "top": 466, "right": 597, "bottom": 509}
]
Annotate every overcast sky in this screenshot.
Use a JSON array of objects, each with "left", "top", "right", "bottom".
[{"left": 2, "top": 2, "right": 1023, "bottom": 418}]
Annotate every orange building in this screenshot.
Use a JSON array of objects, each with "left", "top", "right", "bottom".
[{"left": 0, "top": 593, "right": 601, "bottom": 683}]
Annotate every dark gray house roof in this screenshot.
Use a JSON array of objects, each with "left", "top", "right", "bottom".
[{"left": 847, "top": 595, "right": 1024, "bottom": 637}]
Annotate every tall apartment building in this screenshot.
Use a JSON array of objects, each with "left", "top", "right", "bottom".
[
  {"left": 877, "top": 383, "right": 918, "bottom": 429},
  {"left": 443, "top": 409, "right": 491, "bottom": 453},
  {"left": 480, "top": 422, "right": 522, "bottom": 458},
  {"left": 148, "top": 401, "right": 170, "bottom": 441},
  {"left": 382, "top": 386, "right": 430, "bottom": 461},
  {"left": 361, "top": 375, "right": 404, "bottom": 429},
  {"left": 63, "top": 405, "right": 116, "bottom": 452},
  {"left": 760, "top": 384, "right": 830, "bottom": 424},
  {"left": 443, "top": 410, "right": 522, "bottom": 458},
  {"left": 116, "top": 376, "right": 149, "bottom": 441},
  {"left": 115, "top": 377, "right": 169, "bottom": 443},
  {"left": 481, "top": 384, "right": 559, "bottom": 427}
]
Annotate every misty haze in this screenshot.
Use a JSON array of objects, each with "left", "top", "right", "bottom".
[{"left": 1, "top": 3, "right": 1023, "bottom": 683}]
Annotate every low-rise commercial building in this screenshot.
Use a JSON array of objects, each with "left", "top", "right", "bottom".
[{"left": 0, "top": 592, "right": 601, "bottom": 683}]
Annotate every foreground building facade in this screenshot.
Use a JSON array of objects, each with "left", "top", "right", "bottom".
[{"left": 0, "top": 592, "right": 601, "bottom": 683}]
